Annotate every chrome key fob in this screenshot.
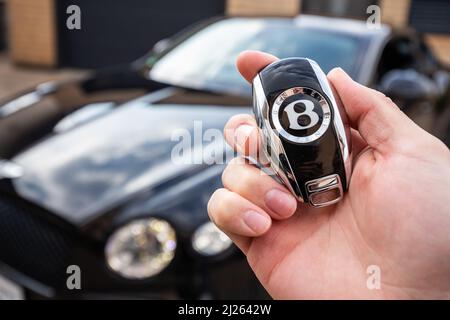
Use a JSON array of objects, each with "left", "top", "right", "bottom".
[{"left": 252, "top": 58, "right": 352, "bottom": 207}]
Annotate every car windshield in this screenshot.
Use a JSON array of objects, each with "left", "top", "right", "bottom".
[{"left": 148, "top": 18, "right": 367, "bottom": 96}]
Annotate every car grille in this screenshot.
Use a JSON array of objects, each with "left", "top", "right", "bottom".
[{"left": 0, "top": 193, "right": 75, "bottom": 288}]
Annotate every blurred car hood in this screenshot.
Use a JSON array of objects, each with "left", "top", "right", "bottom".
[{"left": 10, "top": 98, "right": 248, "bottom": 225}]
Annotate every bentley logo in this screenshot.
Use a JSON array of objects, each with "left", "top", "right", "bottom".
[
  {"left": 284, "top": 99, "right": 320, "bottom": 130},
  {"left": 271, "top": 87, "right": 332, "bottom": 144}
]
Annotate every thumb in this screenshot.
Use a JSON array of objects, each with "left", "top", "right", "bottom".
[{"left": 328, "top": 68, "right": 417, "bottom": 155}]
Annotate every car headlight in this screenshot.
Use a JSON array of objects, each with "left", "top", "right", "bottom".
[
  {"left": 192, "top": 221, "right": 232, "bottom": 256},
  {"left": 105, "top": 218, "right": 176, "bottom": 279}
]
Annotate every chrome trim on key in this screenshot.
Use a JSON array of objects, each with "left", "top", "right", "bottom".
[
  {"left": 253, "top": 75, "right": 304, "bottom": 202},
  {"left": 305, "top": 174, "right": 343, "bottom": 207},
  {"left": 306, "top": 59, "right": 352, "bottom": 188}
]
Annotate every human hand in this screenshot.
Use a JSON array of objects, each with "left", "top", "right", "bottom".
[{"left": 207, "top": 50, "right": 450, "bottom": 299}]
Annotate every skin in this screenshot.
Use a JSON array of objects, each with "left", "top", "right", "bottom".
[{"left": 207, "top": 50, "right": 450, "bottom": 299}]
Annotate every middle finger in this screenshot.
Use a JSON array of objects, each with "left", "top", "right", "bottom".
[{"left": 222, "top": 157, "right": 298, "bottom": 219}]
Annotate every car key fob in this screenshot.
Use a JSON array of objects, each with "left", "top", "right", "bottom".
[{"left": 252, "top": 58, "right": 352, "bottom": 207}]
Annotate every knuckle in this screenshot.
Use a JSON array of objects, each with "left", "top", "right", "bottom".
[
  {"left": 384, "top": 96, "right": 398, "bottom": 109},
  {"left": 207, "top": 189, "right": 234, "bottom": 227},
  {"left": 207, "top": 188, "right": 226, "bottom": 217},
  {"left": 228, "top": 114, "right": 247, "bottom": 124},
  {"left": 221, "top": 159, "right": 238, "bottom": 187},
  {"left": 222, "top": 157, "right": 253, "bottom": 191},
  {"left": 225, "top": 114, "right": 255, "bottom": 132},
  {"left": 221, "top": 165, "right": 230, "bottom": 187},
  {"left": 233, "top": 167, "right": 255, "bottom": 195},
  {"left": 229, "top": 156, "right": 244, "bottom": 165}
]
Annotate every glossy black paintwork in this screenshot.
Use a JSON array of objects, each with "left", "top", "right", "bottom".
[
  {"left": 259, "top": 58, "right": 347, "bottom": 200},
  {"left": 0, "top": 64, "right": 161, "bottom": 159},
  {"left": 0, "top": 62, "right": 257, "bottom": 298},
  {"left": 0, "top": 83, "right": 257, "bottom": 299},
  {"left": 10, "top": 100, "right": 245, "bottom": 225}
]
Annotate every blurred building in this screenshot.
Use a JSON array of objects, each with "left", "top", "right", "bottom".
[
  {"left": 3, "top": 0, "right": 450, "bottom": 68},
  {"left": 228, "top": 0, "right": 450, "bottom": 65},
  {"left": 380, "top": 0, "right": 450, "bottom": 65},
  {"left": 5, "top": 0, "right": 225, "bottom": 68}
]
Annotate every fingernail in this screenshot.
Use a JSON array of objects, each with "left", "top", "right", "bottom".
[
  {"left": 243, "top": 211, "right": 270, "bottom": 233},
  {"left": 264, "top": 189, "right": 297, "bottom": 217},
  {"left": 235, "top": 124, "right": 254, "bottom": 150}
]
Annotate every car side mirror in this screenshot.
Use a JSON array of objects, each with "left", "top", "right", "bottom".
[
  {"left": 152, "top": 38, "right": 171, "bottom": 55},
  {"left": 379, "top": 69, "right": 439, "bottom": 103}
]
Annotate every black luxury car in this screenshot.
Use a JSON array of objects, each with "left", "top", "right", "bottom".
[{"left": 0, "top": 15, "right": 449, "bottom": 299}]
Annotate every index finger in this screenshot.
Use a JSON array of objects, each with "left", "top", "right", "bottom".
[
  {"left": 236, "top": 50, "right": 278, "bottom": 83},
  {"left": 223, "top": 51, "right": 278, "bottom": 157}
]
